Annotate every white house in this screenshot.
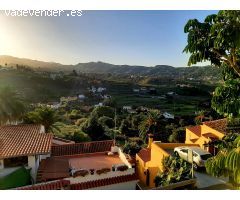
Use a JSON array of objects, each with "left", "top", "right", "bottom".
[
  {"left": 163, "top": 112, "right": 175, "bottom": 119},
  {"left": 0, "top": 124, "right": 52, "bottom": 182},
  {"left": 78, "top": 94, "right": 86, "bottom": 100}
]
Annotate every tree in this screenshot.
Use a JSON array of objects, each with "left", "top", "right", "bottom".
[
  {"left": 123, "top": 142, "right": 141, "bottom": 156},
  {"left": 0, "top": 87, "right": 26, "bottom": 125},
  {"left": 139, "top": 109, "right": 161, "bottom": 141},
  {"left": 81, "top": 115, "right": 106, "bottom": 141},
  {"left": 205, "top": 134, "right": 240, "bottom": 188},
  {"left": 98, "top": 116, "right": 114, "bottom": 128},
  {"left": 184, "top": 11, "right": 240, "bottom": 76},
  {"left": 91, "top": 106, "right": 115, "bottom": 119},
  {"left": 211, "top": 78, "right": 240, "bottom": 118},
  {"left": 23, "top": 106, "right": 59, "bottom": 132},
  {"left": 103, "top": 98, "right": 117, "bottom": 108}
]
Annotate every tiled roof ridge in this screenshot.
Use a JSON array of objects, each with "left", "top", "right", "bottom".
[
  {"left": 51, "top": 140, "right": 114, "bottom": 157},
  {"left": 203, "top": 118, "right": 227, "bottom": 125},
  {"left": 15, "top": 179, "right": 70, "bottom": 190},
  {"left": 52, "top": 139, "right": 114, "bottom": 147},
  {"left": 15, "top": 174, "right": 138, "bottom": 190},
  {"left": 70, "top": 174, "right": 138, "bottom": 190},
  {"left": 0, "top": 124, "right": 41, "bottom": 128}
]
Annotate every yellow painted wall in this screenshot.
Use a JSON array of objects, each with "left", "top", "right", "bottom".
[
  {"left": 185, "top": 124, "right": 225, "bottom": 148},
  {"left": 136, "top": 142, "right": 199, "bottom": 188}
]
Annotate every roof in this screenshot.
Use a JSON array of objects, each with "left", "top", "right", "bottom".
[
  {"left": 137, "top": 148, "right": 151, "bottom": 162},
  {"left": 16, "top": 174, "right": 138, "bottom": 190},
  {"left": 38, "top": 152, "right": 124, "bottom": 182},
  {"left": 51, "top": 140, "right": 114, "bottom": 157},
  {"left": 187, "top": 125, "right": 202, "bottom": 137},
  {"left": 70, "top": 174, "right": 138, "bottom": 190},
  {"left": 0, "top": 124, "right": 52, "bottom": 159},
  {"left": 15, "top": 179, "right": 70, "bottom": 190},
  {"left": 203, "top": 119, "right": 227, "bottom": 133}
]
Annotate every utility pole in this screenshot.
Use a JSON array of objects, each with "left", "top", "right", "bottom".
[{"left": 114, "top": 108, "right": 117, "bottom": 146}]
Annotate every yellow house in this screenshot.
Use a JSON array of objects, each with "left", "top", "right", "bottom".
[
  {"left": 136, "top": 134, "right": 198, "bottom": 189},
  {"left": 185, "top": 119, "right": 227, "bottom": 154}
]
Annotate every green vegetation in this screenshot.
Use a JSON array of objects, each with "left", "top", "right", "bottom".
[
  {"left": 0, "top": 86, "right": 26, "bottom": 125},
  {"left": 0, "top": 167, "right": 31, "bottom": 189},
  {"left": 154, "top": 156, "right": 192, "bottom": 187},
  {"left": 23, "top": 106, "right": 59, "bottom": 132},
  {"left": 185, "top": 10, "right": 240, "bottom": 188},
  {"left": 205, "top": 134, "right": 240, "bottom": 188}
]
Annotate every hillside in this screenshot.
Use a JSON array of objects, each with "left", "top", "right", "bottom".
[{"left": 0, "top": 55, "right": 221, "bottom": 79}]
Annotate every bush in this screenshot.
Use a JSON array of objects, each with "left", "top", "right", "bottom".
[
  {"left": 116, "top": 165, "right": 128, "bottom": 171},
  {"left": 123, "top": 142, "right": 141, "bottom": 156},
  {"left": 96, "top": 168, "right": 111, "bottom": 175},
  {"left": 154, "top": 156, "right": 192, "bottom": 187},
  {"left": 75, "top": 118, "right": 87, "bottom": 126},
  {"left": 98, "top": 116, "right": 115, "bottom": 128},
  {"left": 91, "top": 106, "right": 115, "bottom": 119}
]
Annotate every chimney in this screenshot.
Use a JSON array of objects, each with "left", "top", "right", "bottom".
[{"left": 147, "top": 134, "right": 154, "bottom": 148}]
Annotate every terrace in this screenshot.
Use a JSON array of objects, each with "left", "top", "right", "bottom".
[{"left": 37, "top": 140, "right": 135, "bottom": 184}]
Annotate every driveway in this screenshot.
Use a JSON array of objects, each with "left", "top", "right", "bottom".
[{"left": 194, "top": 170, "right": 231, "bottom": 189}]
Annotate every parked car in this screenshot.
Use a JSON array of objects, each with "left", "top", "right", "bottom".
[{"left": 174, "top": 146, "right": 212, "bottom": 170}]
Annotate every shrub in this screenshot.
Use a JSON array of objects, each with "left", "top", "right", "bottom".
[
  {"left": 154, "top": 156, "right": 192, "bottom": 187},
  {"left": 123, "top": 142, "right": 141, "bottom": 156},
  {"left": 96, "top": 168, "right": 111, "bottom": 175},
  {"left": 116, "top": 165, "right": 128, "bottom": 171},
  {"left": 75, "top": 118, "right": 87, "bottom": 126}
]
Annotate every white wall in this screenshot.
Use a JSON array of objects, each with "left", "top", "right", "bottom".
[
  {"left": 118, "top": 147, "right": 132, "bottom": 168},
  {"left": 0, "top": 159, "right": 4, "bottom": 169},
  {"left": 89, "top": 180, "right": 138, "bottom": 190},
  {"left": 28, "top": 155, "right": 37, "bottom": 182}
]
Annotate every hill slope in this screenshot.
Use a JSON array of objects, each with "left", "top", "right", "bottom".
[{"left": 0, "top": 55, "right": 221, "bottom": 79}]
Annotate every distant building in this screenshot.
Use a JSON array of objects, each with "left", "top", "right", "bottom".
[
  {"left": 133, "top": 89, "right": 140, "bottom": 93},
  {"left": 163, "top": 112, "right": 174, "bottom": 119},
  {"left": 78, "top": 94, "right": 86, "bottom": 100}
]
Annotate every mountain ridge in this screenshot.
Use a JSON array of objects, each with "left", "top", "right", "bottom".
[{"left": 0, "top": 55, "right": 221, "bottom": 79}]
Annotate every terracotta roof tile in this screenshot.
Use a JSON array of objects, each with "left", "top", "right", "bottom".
[
  {"left": 70, "top": 174, "right": 138, "bottom": 190},
  {"left": 51, "top": 140, "right": 114, "bottom": 156},
  {"left": 187, "top": 125, "right": 202, "bottom": 137},
  {"left": 203, "top": 119, "right": 227, "bottom": 133},
  {"left": 0, "top": 124, "right": 52, "bottom": 159},
  {"left": 137, "top": 148, "right": 151, "bottom": 162},
  {"left": 16, "top": 179, "right": 70, "bottom": 190}
]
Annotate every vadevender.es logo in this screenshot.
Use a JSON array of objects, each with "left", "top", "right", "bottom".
[{"left": 4, "top": 10, "right": 83, "bottom": 17}]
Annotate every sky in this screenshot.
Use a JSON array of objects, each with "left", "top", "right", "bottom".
[{"left": 0, "top": 10, "right": 217, "bottom": 67}]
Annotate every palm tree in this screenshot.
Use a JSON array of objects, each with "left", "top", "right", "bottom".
[
  {"left": 205, "top": 134, "right": 240, "bottom": 188},
  {"left": 0, "top": 87, "right": 26, "bottom": 125},
  {"left": 24, "top": 106, "right": 59, "bottom": 132},
  {"left": 139, "top": 109, "right": 161, "bottom": 141}
]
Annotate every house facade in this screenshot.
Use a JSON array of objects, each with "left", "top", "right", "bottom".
[
  {"left": 136, "top": 135, "right": 198, "bottom": 188},
  {"left": 185, "top": 119, "right": 226, "bottom": 154}
]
